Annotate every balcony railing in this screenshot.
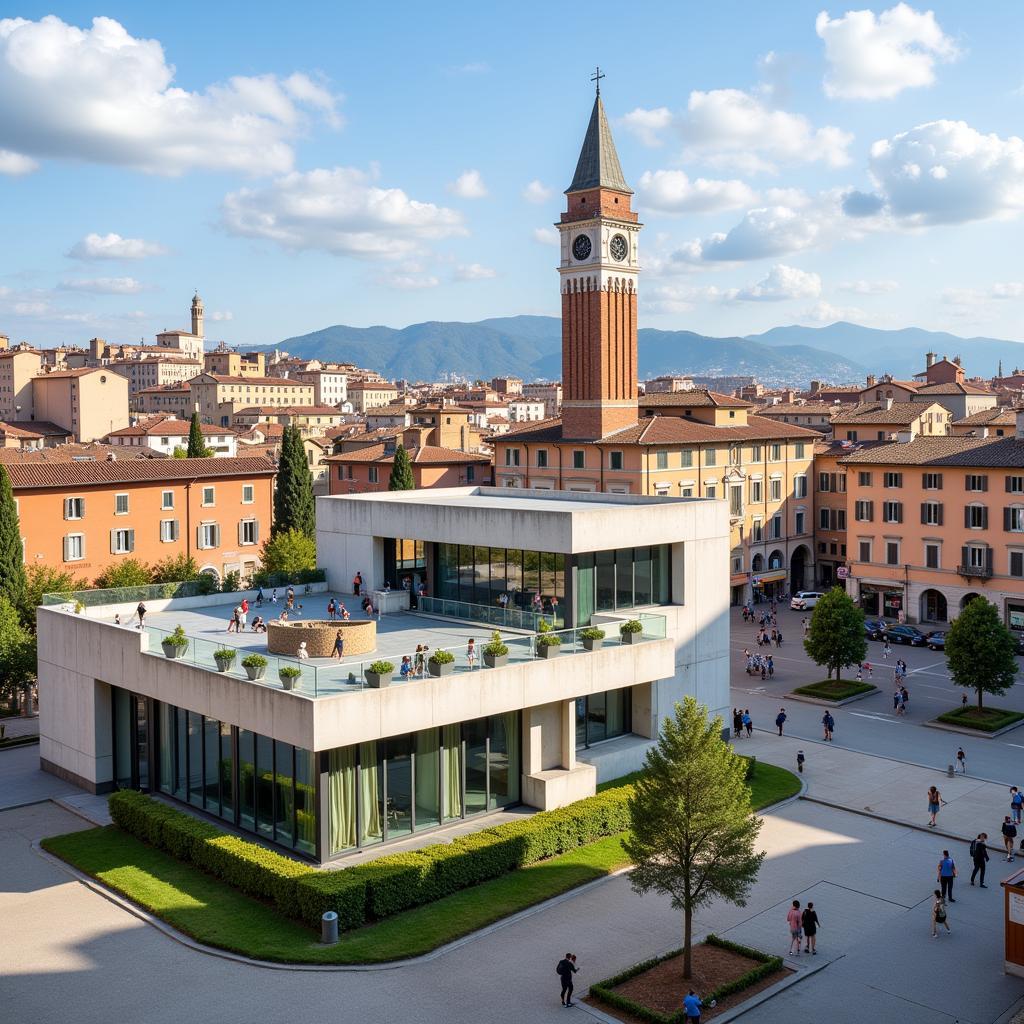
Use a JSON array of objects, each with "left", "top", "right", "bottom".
[
  {"left": 417, "top": 596, "right": 560, "bottom": 631},
  {"left": 140, "top": 612, "right": 667, "bottom": 698},
  {"left": 957, "top": 564, "right": 993, "bottom": 580}
]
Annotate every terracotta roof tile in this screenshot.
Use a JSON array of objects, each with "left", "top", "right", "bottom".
[
  {"left": 1, "top": 455, "right": 275, "bottom": 489},
  {"left": 954, "top": 407, "right": 1016, "bottom": 427},
  {"left": 639, "top": 390, "right": 751, "bottom": 409},
  {"left": 838, "top": 435, "right": 1024, "bottom": 467},
  {"left": 831, "top": 401, "right": 940, "bottom": 425}
]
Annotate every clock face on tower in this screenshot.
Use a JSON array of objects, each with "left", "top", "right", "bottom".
[
  {"left": 572, "top": 234, "right": 592, "bottom": 261},
  {"left": 609, "top": 234, "right": 628, "bottom": 262}
]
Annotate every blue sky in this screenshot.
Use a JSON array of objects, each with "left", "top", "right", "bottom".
[{"left": 3, "top": 2, "right": 1024, "bottom": 355}]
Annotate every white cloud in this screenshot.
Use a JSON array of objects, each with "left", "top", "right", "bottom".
[
  {"left": 622, "top": 89, "right": 852, "bottom": 172},
  {"left": 532, "top": 227, "right": 559, "bottom": 247},
  {"left": 943, "top": 282, "right": 1024, "bottom": 305},
  {"left": 637, "top": 169, "right": 757, "bottom": 214},
  {"left": 0, "top": 147, "right": 35, "bottom": 175},
  {"left": 448, "top": 169, "right": 488, "bottom": 199},
  {"left": 377, "top": 272, "right": 440, "bottom": 291},
  {"left": 681, "top": 204, "right": 826, "bottom": 262},
  {"left": 58, "top": 276, "right": 146, "bottom": 294},
  {"left": 642, "top": 282, "right": 724, "bottom": 315},
  {"left": 455, "top": 263, "right": 497, "bottom": 281},
  {"left": 523, "top": 180, "right": 553, "bottom": 204},
  {"left": 208, "top": 310, "right": 233, "bottom": 321},
  {"left": 0, "top": 15, "right": 341, "bottom": 175},
  {"left": 221, "top": 166, "right": 465, "bottom": 260},
  {"left": 801, "top": 299, "right": 868, "bottom": 323},
  {"left": 446, "top": 61, "right": 490, "bottom": 75},
  {"left": 839, "top": 279, "right": 899, "bottom": 294},
  {"left": 816, "top": 3, "right": 959, "bottom": 100},
  {"left": 67, "top": 232, "right": 167, "bottom": 261},
  {"left": 730, "top": 264, "right": 822, "bottom": 302},
  {"left": 867, "top": 120, "right": 1024, "bottom": 225}
]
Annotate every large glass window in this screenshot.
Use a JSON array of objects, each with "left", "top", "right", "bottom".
[
  {"left": 359, "top": 741, "right": 383, "bottom": 846},
  {"left": 577, "top": 688, "right": 633, "bottom": 748},
  {"left": 255, "top": 734, "right": 274, "bottom": 837},
  {"left": 174, "top": 707, "right": 187, "bottom": 800},
  {"left": 114, "top": 688, "right": 132, "bottom": 789},
  {"left": 238, "top": 729, "right": 255, "bottom": 830},
  {"left": 187, "top": 712, "right": 203, "bottom": 808},
  {"left": 203, "top": 716, "right": 220, "bottom": 812},
  {"left": 576, "top": 545, "right": 671, "bottom": 622},
  {"left": 220, "top": 722, "right": 233, "bottom": 820},
  {"left": 158, "top": 702, "right": 173, "bottom": 795},
  {"left": 615, "top": 549, "right": 633, "bottom": 609},
  {"left": 414, "top": 729, "right": 441, "bottom": 829},
  {"left": 442, "top": 725, "right": 462, "bottom": 821},
  {"left": 464, "top": 718, "right": 488, "bottom": 816},
  {"left": 595, "top": 550, "right": 615, "bottom": 611},
  {"left": 295, "top": 748, "right": 316, "bottom": 855},
  {"left": 274, "top": 741, "right": 294, "bottom": 846},
  {"left": 329, "top": 746, "right": 357, "bottom": 854},
  {"left": 385, "top": 736, "right": 413, "bottom": 838},
  {"left": 488, "top": 713, "right": 520, "bottom": 809}
]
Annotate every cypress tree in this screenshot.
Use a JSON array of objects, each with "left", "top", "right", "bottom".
[
  {"left": 388, "top": 444, "right": 415, "bottom": 490},
  {"left": 186, "top": 411, "right": 208, "bottom": 458},
  {"left": 273, "top": 426, "right": 315, "bottom": 538},
  {"left": 0, "top": 465, "right": 27, "bottom": 611}
]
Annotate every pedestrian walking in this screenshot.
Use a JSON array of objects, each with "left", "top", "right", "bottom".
[
  {"left": 962, "top": 691, "right": 969, "bottom": 710},
  {"left": 970, "top": 833, "right": 989, "bottom": 887},
  {"left": 467, "top": 637, "right": 476, "bottom": 669},
  {"left": 856, "top": 665, "right": 863, "bottom": 683},
  {"left": 743, "top": 709, "right": 753, "bottom": 737},
  {"left": 556, "top": 953, "right": 578, "bottom": 1007},
  {"left": 883, "top": 639, "right": 892, "bottom": 659},
  {"left": 767, "top": 655, "right": 774, "bottom": 679},
  {"left": 352, "top": 571, "right": 363, "bottom": 596},
  {"left": 1003, "top": 816, "right": 1018, "bottom": 861},
  {"left": 775, "top": 708, "right": 787, "bottom": 736},
  {"left": 327, "top": 598, "right": 336, "bottom": 620},
  {"left": 1012, "top": 787, "right": 1023, "bottom": 825},
  {"left": 863, "top": 661, "right": 873, "bottom": 678},
  {"left": 238, "top": 602, "right": 247, "bottom": 630},
  {"left": 822, "top": 711, "right": 834, "bottom": 741},
  {"left": 894, "top": 690, "right": 904, "bottom": 716},
  {"left": 955, "top": 747, "right": 967, "bottom": 774},
  {"left": 931, "top": 890, "right": 951, "bottom": 937},
  {"left": 937, "top": 850, "right": 957, "bottom": 902},
  {"left": 761, "top": 661, "right": 767, "bottom": 681},
  {"left": 786, "top": 900, "right": 803, "bottom": 955},
  {"left": 801, "top": 902, "right": 819, "bottom": 954},
  {"left": 733, "top": 708, "right": 742, "bottom": 739},
  {"left": 776, "top": 629, "right": 783, "bottom": 647},
  {"left": 136, "top": 601, "right": 147, "bottom": 629},
  {"left": 332, "top": 630, "right": 345, "bottom": 660},
  {"left": 927, "top": 785, "right": 944, "bottom": 827},
  {"left": 683, "top": 990, "right": 711, "bottom": 1023},
  {"left": 797, "top": 749, "right": 805, "bottom": 774},
  {"left": 901, "top": 685, "right": 910, "bottom": 714},
  {"left": 802, "top": 616, "right": 809, "bottom": 636},
  {"left": 256, "top": 586, "right": 264, "bottom": 607}
]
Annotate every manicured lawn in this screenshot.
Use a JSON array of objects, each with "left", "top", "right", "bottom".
[
  {"left": 935, "top": 705, "right": 1024, "bottom": 733},
  {"left": 792, "top": 680, "right": 877, "bottom": 701}
]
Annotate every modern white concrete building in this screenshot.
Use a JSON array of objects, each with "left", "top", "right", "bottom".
[{"left": 37, "top": 486, "right": 728, "bottom": 863}]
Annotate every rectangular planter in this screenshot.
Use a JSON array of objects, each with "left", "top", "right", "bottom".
[
  {"left": 483, "top": 652, "right": 508, "bottom": 669},
  {"left": 582, "top": 637, "right": 603, "bottom": 652},
  {"left": 365, "top": 670, "right": 392, "bottom": 688},
  {"left": 620, "top": 631, "right": 642, "bottom": 644},
  {"left": 536, "top": 644, "right": 561, "bottom": 659},
  {"left": 428, "top": 660, "right": 454, "bottom": 677}
]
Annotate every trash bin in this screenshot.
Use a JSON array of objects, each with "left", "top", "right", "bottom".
[{"left": 321, "top": 910, "right": 339, "bottom": 945}]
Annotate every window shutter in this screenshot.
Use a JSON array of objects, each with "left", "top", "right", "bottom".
[
  {"left": 935, "top": 473, "right": 942, "bottom": 489},
  {"left": 982, "top": 476, "right": 989, "bottom": 492},
  {"left": 982, "top": 506, "right": 989, "bottom": 529},
  {"left": 867, "top": 500, "right": 873, "bottom": 521},
  {"left": 986, "top": 546, "right": 994, "bottom": 573},
  {"left": 110, "top": 529, "right": 117, "bottom": 554},
  {"left": 896, "top": 473, "right": 902, "bottom": 487},
  {"left": 253, "top": 519, "right": 259, "bottom": 543},
  {"left": 965, "top": 477, "right": 971, "bottom": 492},
  {"left": 1014, "top": 552, "right": 1024, "bottom": 578},
  {"left": 238, "top": 520, "right": 244, "bottom": 545},
  {"left": 213, "top": 524, "right": 221, "bottom": 548},
  {"left": 197, "top": 525, "right": 204, "bottom": 549},
  {"left": 62, "top": 536, "right": 69, "bottom": 561},
  {"left": 961, "top": 546, "right": 969, "bottom": 568},
  {"left": 921, "top": 503, "right": 928, "bottom": 525},
  {"left": 79, "top": 498, "right": 85, "bottom": 517},
  {"left": 1006, "top": 507, "right": 1013, "bottom": 532},
  {"left": 896, "top": 502, "right": 903, "bottom": 523},
  {"left": 127, "top": 529, "right": 134, "bottom": 553},
  {"left": 1007, "top": 477, "right": 1013, "bottom": 493},
  {"left": 63, "top": 498, "right": 70, "bottom": 520},
  {"left": 937, "top": 504, "right": 943, "bottom": 526},
  {"left": 965, "top": 507, "right": 971, "bottom": 528}
]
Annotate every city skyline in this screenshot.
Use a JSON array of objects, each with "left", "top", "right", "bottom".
[{"left": 3, "top": 3, "right": 1024, "bottom": 349}]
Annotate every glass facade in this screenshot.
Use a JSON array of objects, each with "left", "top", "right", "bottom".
[
  {"left": 576, "top": 688, "right": 633, "bottom": 748},
  {"left": 326, "top": 713, "right": 521, "bottom": 857},
  {"left": 437, "top": 544, "right": 565, "bottom": 624},
  {"left": 575, "top": 545, "right": 670, "bottom": 625}
]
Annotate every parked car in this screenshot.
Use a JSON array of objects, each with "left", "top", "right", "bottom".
[
  {"left": 864, "top": 619, "right": 887, "bottom": 640},
  {"left": 885, "top": 624, "right": 927, "bottom": 646},
  {"left": 925, "top": 630, "right": 947, "bottom": 651},
  {"left": 1014, "top": 634, "right": 1024, "bottom": 657},
  {"left": 790, "top": 591, "right": 824, "bottom": 610}
]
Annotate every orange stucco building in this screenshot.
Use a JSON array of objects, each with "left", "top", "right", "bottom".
[{"left": 326, "top": 444, "right": 491, "bottom": 495}]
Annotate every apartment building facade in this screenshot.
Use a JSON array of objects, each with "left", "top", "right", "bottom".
[
  {"left": 0, "top": 348, "right": 42, "bottom": 420},
  {"left": 189, "top": 374, "right": 315, "bottom": 426},
  {"left": 290, "top": 367, "right": 349, "bottom": 407},
  {"left": 326, "top": 443, "right": 490, "bottom": 494},
  {"left": 33, "top": 368, "right": 130, "bottom": 442},
  {"left": 106, "top": 356, "right": 202, "bottom": 397},
  {"left": 347, "top": 380, "right": 399, "bottom": 412},
  {"left": 136, "top": 384, "right": 194, "bottom": 418},
  {"left": 105, "top": 419, "right": 238, "bottom": 457}
]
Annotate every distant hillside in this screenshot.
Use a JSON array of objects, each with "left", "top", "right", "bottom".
[{"left": 268, "top": 316, "right": 867, "bottom": 385}]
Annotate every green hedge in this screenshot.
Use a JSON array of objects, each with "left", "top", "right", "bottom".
[{"left": 108, "top": 782, "right": 634, "bottom": 933}]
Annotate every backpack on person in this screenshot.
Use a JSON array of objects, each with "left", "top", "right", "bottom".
[{"left": 969, "top": 839, "right": 979, "bottom": 858}]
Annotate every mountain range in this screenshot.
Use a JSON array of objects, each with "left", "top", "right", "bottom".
[{"left": 264, "top": 317, "right": 1024, "bottom": 388}]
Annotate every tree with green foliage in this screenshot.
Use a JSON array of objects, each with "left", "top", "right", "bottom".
[
  {"left": 946, "top": 596, "right": 1018, "bottom": 708},
  {"left": 388, "top": 444, "right": 415, "bottom": 490},
  {"left": 186, "top": 411, "right": 213, "bottom": 458},
  {"left": 151, "top": 554, "right": 201, "bottom": 584},
  {"left": 0, "top": 465, "right": 27, "bottom": 612},
  {"left": 273, "top": 426, "right": 315, "bottom": 537},
  {"left": 21, "top": 565, "right": 90, "bottom": 628},
  {"left": 625, "top": 696, "right": 765, "bottom": 980},
  {"left": 260, "top": 528, "right": 316, "bottom": 577},
  {"left": 94, "top": 559, "right": 153, "bottom": 589},
  {"left": 0, "top": 595, "right": 36, "bottom": 710},
  {"left": 802, "top": 586, "right": 866, "bottom": 681}
]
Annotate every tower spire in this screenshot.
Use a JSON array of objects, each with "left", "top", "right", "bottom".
[{"left": 566, "top": 86, "right": 631, "bottom": 194}]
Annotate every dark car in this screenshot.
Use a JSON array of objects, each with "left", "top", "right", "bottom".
[
  {"left": 885, "top": 624, "right": 927, "bottom": 646},
  {"left": 864, "top": 618, "right": 887, "bottom": 640},
  {"left": 925, "top": 630, "right": 946, "bottom": 651},
  {"left": 1015, "top": 634, "right": 1024, "bottom": 657}
]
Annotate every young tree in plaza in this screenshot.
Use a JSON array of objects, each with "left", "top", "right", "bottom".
[
  {"left": 21, "top": 565, "right": 90, "bottom": 628},
  {"left": 273, "top": 426, "right": 315, "bottom": 538},
  {"left": 260, "top": 528, "right": 316, "bottom": 577},
  {"left": 388, "top": 444, "right": 415, "bottom": 491},
  {"left": 624, "top": 696, "right": 765, "bottom": 980},
  {"left": 0, "top": 595, "right": 36, "bottom": 711},
  {"left": 803, "top": 586, "right": 866, "bottom": 681},
  {"left": 94, "top": 559, "right": 153, "bottom": 589},
  {"left": 945, "top": 596, "right": 1018, "bottom": 709},
  {"left": 0, "top": 465, "right": 27, "bottom": 612},
  {"left": 186, "top": 411, "right": 213, "bottom": 458}
]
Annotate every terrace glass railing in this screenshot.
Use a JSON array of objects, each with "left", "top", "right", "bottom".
[
  {"left": 137, "top": 611, "right": 667, "bottom": 698},
  {"left": 417, "top": 596, "right": 559, "bottom": 632}
]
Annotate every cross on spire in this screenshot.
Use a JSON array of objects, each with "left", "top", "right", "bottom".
[{"left": 591, "top": 66, "right": 605, "bottom": 96}]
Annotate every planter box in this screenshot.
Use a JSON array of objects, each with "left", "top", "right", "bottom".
[
  {"left": 582, "top": 637, "right": 603, "bottom": 652},
  {"left": 428, "top": 660, "right": 454, "bottom": 677},
  {"left": 243, "top": 664, "right": 266, "bottom": 681},
  {"left": 279, "top": 673, "right": 300, "bottom": 691},
  {"left": 214, "top": 656, "right": 235, "bottom": 673},
  {"left": 162, "top": 641, "right": 188, "bottom": 659},
  {"left": 536, "top": 643, "right": 561, "bottom": 659},
  {"left": 365, "top": 670, "right": 392, "bottom": 688},
  {"left": 483, "top": 651, "right": 509, "bottom": 669},
  {"left": 620, "top": 631, "right": 642, "bottom": 645}
]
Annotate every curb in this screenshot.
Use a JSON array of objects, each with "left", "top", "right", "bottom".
[
  {"left": 923, "top": 718, "right": 1024, "bottom": 740},
  {"left": 782, "top": 688, "right": 878, "bottom": 708}
]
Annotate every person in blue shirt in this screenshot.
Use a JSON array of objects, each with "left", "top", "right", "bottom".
[
  {"left": 937, "top": 850, "right": 957, "bottom": 902},
  {"left": 683, "top": 990, "right": 703, "bottom": 1022}
]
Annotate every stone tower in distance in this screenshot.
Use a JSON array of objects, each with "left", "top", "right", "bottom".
[
  {"left": 556, "top": 79, "right": 640, "bottom": 441},
  {"left": 191, "top": 290, "right": 204, "bottom": 342}
]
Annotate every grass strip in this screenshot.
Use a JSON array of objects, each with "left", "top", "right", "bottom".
[
  {"left": 792, "top": 680, "right": 877, "bottom": 701},
  {"left": 935, "top": 705, "right": 1024, "bottom": 733}
]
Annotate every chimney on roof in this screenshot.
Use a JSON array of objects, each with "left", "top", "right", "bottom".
[
  {"left": 926, "top": 352, "right": 936, "bottom": 368},
  {"left": 866, "top": 374, "right": 876, "bottom": 388},
  {"left": 810, "top": 380, "right": 821, "bottom": 394},
  {"left": 980, "top": 427, "right": 990, "bottom": 439},
  {"left": 883, "top": 397, "right": 894, "bottom": 411},
  {"left": 106, "top": 451, "right": 117, "bottom": 461}
]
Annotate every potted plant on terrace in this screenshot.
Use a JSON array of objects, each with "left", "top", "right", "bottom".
[
  {"left": 535, "top": 620, "right": 562, "bottom": 659},
  {"left": 213, "top": 648, "right": 237, "bottom": 672},
  {"left": 279, "top": 665, "right": 302, "bottom": 691},
  {"left": 365, "top": 659, "right": 395, "bottom": 688},
  {"left": 580, "top": 626, "right": 605, "bottom": 652},
  {"left": 619, "top": 619, "right": 643, "bottom": 644},
  {"left": 241, "top": 653, "right": 267, "bottom": 680},
  {"left": 428, "top": 649, "right": 455, "bottom": 677},
  {"left": 483, "top": 630, "right": 509, "bottom": 668},
  {"left": 161, "top": 625, "right": 189, "bottom": 660}
]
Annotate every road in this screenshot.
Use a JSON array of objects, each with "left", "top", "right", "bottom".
[{"left": 730, "top": 604, "right": 1024, "bottom": 784}]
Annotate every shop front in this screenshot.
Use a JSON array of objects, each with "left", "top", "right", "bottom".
[
  {"left": 751, "top": 569, "right": 787, "bottom": 602},
  {"left": 859, "top": 581, "right": 905, "bottom": 620},
  {"left": 1007, "top": 600, "right": 1024, "bottom": 639},
  {"left": 730, "top": 573, "right": 749, "bottom": 606}
]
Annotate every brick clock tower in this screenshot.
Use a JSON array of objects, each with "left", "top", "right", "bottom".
[{"left": 558, "top": 82, "right": 641, "bottom": 440}]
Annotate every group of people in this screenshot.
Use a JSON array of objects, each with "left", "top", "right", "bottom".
[
  {"left": 325, "top": 598, "right": 351, "bottom": 621},
  {"left": 742, "top": 650, "right": 775, "bottom": 679},
  {"left": 731, "top": 708, "right": 754, "bottom": 738},
  {"left": 786, "top": 899, "right": 821, "bottom": 956},
  {"left": 226, "top": 599, "right": 250, "bottom": 633}
]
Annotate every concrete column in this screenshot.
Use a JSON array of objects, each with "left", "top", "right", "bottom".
[{"left": 560, "top": 699, "right": 576, "bottom": 770}]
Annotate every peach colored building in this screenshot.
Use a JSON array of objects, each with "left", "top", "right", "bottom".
[
  {"left": 840, "top": 428, "right": 1024, "bottom": 627},
  {"left": 830, "top": 400, "right": 951, "bottom": 442},
  {"left": 32, "top": 367, "right": 130, "bottom": 442},
  {"left": 7, "top": 456, "right": 275, "bottom": 584},
  {"left": 326, "top": 443, "right": 490, "bottom": 494},
  {"left": 0, "top": 348, "right": 43, "bottom": 421}
]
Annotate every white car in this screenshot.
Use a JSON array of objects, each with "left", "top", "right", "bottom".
[{"left": 790, "top": 591, "right": 824, "bottom": 610}]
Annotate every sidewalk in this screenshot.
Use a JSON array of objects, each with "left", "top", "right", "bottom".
[
  {"left": 0, "top": 714, "right": 39, "bottom": 739},
  {"left": 740, "top": 729, "right": 1022, "bottom": 848}
]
